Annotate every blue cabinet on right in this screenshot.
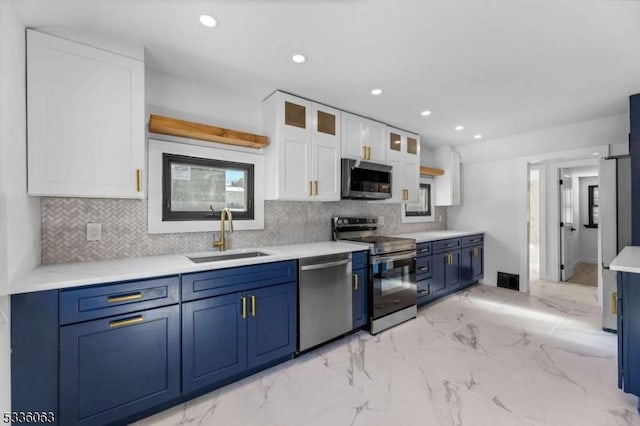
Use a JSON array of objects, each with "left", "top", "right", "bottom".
[
  {"left": 417, "top": 235, "right": 484, "bottom": 307},
  {"left": 618, "top": 271, "right": 640, "bottom": 409}
]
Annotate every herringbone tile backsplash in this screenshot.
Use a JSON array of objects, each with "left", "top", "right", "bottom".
[{"left": 41, "top": 198, "right": 447, "bottom": 264}]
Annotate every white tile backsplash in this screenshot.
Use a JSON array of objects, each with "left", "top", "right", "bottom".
[{"left": 41, "top": 198, "right": 446, "bottom": 264}]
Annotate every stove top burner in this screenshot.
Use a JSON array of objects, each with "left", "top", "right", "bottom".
[{"left": 332, "top": 217, "right": 416, "bottom": 255}]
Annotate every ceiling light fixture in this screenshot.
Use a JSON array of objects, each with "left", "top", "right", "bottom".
[
  {"left": 455, "top": 125, "right": 464, "bottom": 131},
  {"left": 371, "top": 88, "right": 383, "bottom": 96},
  {"left": 592, "top": 152, "right": 600, "bottom": 156},
  {"left": 292, "top": 54, "right": 306, "bottom": 64},
  {"left": 473, "top": 134, "right": 483, "bottom": 139},
  {"left": 421, "top": 110, "right": 432, "bottom": 116},
  {"left": 199, "top": 14, "right": 218, "bottom": 28}
]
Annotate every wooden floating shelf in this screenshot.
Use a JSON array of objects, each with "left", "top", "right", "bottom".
[
  {"left": 420, "top": 166, "right": 445, "bottom": 176},
  {"left": 148, "top": 114, "right": 269, "bottom": 149}
]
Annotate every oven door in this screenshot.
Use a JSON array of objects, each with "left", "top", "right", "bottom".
[{"left": 370, "top": 250, "right": 417, "bottom": 320}]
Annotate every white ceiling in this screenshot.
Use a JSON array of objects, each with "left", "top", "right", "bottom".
[{"left": 10, "top": 0, "right": 640, "bottom": 148}]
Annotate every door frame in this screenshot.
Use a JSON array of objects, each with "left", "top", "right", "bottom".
[{"left": 519, "top": 144, "right": 608, "bottom": 294}]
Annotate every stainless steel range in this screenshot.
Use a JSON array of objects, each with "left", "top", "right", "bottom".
[{"left": 332, "top": 217, "right": 417, "bottom": 334}]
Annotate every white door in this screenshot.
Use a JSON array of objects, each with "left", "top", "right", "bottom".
[
  {"left": 341, "top": 112, "right": 366, "bottom": 160},
  {"left": 311, "top": 104, "right": 341, "bottom": 201},
  {"left": 366, "top": 119, "right": 387, "bottom": 163},
  {"left": 279, "top": 94, "right": 313, "bottom": 199},
  {"left": 560, "top": 173, "right": 575, "bottom": 281}
]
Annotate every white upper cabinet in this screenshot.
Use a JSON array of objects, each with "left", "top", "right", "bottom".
[
  {"left": 386, "top": 128, "right": 420, "bottom": 203},
  {"left": 27, "top": 30, "right": 145, "bottom": 198},
  {"left": 341, "top": 112, "right": 386, "bottom": 163},
  {"left": 263, "top": 91, "right": 341, "bottom": 201},
  {"left": 434, "top": 147, "right": 461, "bottom": 206}
]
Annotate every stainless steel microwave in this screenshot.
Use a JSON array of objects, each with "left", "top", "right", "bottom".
[{"left": 341, "top": 158, "right": 392, "bottom": 200}]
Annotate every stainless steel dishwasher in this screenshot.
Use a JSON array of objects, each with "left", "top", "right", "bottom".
[{"left": 298, "top": 252, "right": 353, "bottom": 352}]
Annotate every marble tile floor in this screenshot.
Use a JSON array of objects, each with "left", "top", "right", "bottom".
[{"left": 133, "top": 282, "right": 640, "bottom": 426}]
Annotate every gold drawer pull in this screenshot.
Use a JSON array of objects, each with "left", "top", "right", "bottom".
[
  {"left": 136, "top": 169, "right": 141, "bottom": 192},
  {"left": 109, "top": 315, "right": 144, "bottom": 328},
  {"left": 353, "top": 273, "right": 359, "bottom": 291},
  {"left": 314, "top": 180, "right": 319, "bottom": 196},
  {"left": 241, "top": 296, "right": 247, "bottom": 319},
  {"left": 612, "top": 292, "right": 618, "bottom": 315},
  {"left": 309, "top": 181, "right": 313, "bottom": 196},
  {"left": 108, "top": 292, "right": 143, "bottom": 303},
  {"left": 250, "top": 295, "right": 256, "bottom": 317}
]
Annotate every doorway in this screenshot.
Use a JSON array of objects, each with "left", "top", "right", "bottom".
[{"left": 559, "top": 165, "right": 599, "bottom": 287}]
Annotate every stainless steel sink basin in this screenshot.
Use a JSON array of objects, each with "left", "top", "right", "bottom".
[{"left": 187, "top": 251, "right": 270, "bottom": 263}]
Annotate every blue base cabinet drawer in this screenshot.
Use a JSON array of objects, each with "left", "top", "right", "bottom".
[
  {"left": 182, "top": 261, "right": 297, "bottom": 301},
  {"left": 461, "top": 234, "right": 484, "bottom": 248},
  {"left": 59, "top": 305, "right": 181, "bottom": 426},
  {"left": 417, "top": 242, "right": 432, "bottom": 256},
  {"left": 433, "top": 238, "right": 461, "bottom": 254},
  {"left": 60, "top": 275, "right": 179, "bottom": 325}
]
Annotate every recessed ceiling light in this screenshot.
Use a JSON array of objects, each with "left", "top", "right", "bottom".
[
  {"left": 564, "top": 174, "right": 571, "bottom": 178},
  {"left": 421, "top": 110, "right": 431, "bottom": 116},
  {"left": 455, "top": 125, "right": 464, "bottom": 131},
  {"left": 591, "top": 152, "right": 600, "bottom": 156},
  {"left": 371, "top": 88, "right": 382, "bottom": 96},
  {"left": 473, "top": 134, "right": 483, "bottom": 139},
  {"left": 199, "top": 15, "right": 217, "bottom": 28},
  {"left": 292, "top": 54, "right": 306, "bottom": 64}
]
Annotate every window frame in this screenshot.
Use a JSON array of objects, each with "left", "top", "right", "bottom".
[
  {"left": 586, "top": 184, "right": 599, "bottom": 228},
  {"left": 401, "top": 176, "right": 435, "bottom": 223},
  {"left": 162, "top": 153, "right": 254, "bottom": 222}
]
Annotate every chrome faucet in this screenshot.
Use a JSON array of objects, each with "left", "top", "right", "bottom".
[{"left": 213, "top": 207, "right": 234, "bottom": 251}]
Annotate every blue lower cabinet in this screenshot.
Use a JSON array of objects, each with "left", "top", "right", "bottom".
[
  {"left": 247, "top": 282, "right": 297, "bottom": 369},
  {"left": 59, "top": 305, "right": 181, "bottom": 426},
  {"left": 460, "top": 245, "right": 484, "bottom": 287},
  {"left": 432, "top": 250, "right": 460, "bottom": 295},
  {"left": 619, "top": 271, "right": 640, "bottom": 400},
  {"left": 352, "top": 268, "right": 368, "bottom": 328},
  {"left": 183, "top": 282, "right": 297, "bottom": 394},
  {"left": 182, "top": 293, "right": 248, "bottom": 394}
]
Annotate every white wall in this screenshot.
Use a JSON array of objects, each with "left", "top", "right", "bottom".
[
  {"left": 0, "top": 2, "right": 42, "bottom": 412},
  {"left": 146, "top": 70, "right": 263, "bottom": 135},
  {"left": 448, "top": 114, "right": 628, "bottom": 290}
]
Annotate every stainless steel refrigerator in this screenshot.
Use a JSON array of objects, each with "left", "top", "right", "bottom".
[{"left": 601, "top": 156, "right": 632, "bottom": 332}]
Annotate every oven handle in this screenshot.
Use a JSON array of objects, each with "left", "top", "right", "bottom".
[
  {"left": 371, "top": 251, "right": 416, "bottom": 264},
  {"left": 300, "top": 258, "right": 352, "bottom": 271}
]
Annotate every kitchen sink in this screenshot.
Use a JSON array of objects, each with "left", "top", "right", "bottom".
[{"left": 187, "top": 251, "right": 270, "bottom": 263}]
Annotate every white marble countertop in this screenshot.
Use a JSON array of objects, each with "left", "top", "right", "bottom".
[
  {"left": 393, "top": 230, "right": 484, "bottom": 243},
  {"left": 610, "top": 246, "right": 640, "bottom": 274},
  {"left": 9, "top": 241, "right": 367, "bottom": 295}
]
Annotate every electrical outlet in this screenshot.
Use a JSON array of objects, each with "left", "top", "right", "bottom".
[
  {"left": 377, "top": 216, "right": 385, "bottom": 225},
  {"left": 438, "top": 214, "right": 443, "bottom": 222},
  {"left": 87, "top": 223, "right": 102, "bottom": 241}
]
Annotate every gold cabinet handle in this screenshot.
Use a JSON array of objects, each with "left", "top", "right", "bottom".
[
  {"left": 612, "top": 292, "right": 618, "bottom": 315},
  {"left": 250, "top": 295, "right": 256, "bottom": 317},
  {"left": 136, "top": 169, "right": 141, "bottom": 192},
  {"left": 109, "top": 315, "right": 144, "bottom": 328},
  {"left": 108, "top": 292, "right": 143, "bottom": 303},
  {"left": 353, "top": 273, "right": 359, "bottom": 291},
  {"left": 362, "top": 146, "right": 367, "bottom": 159},
  {"left": 241, "top": 296, "right": 247, "bottom": 319},
  {"left": 367, "top": 146, "right": 372, "bottom": 160},
  {"left": 309, "top": 181, "right": 313, "bottom": 196},
  {"left": 314, "top": 180, "right": 318, "bottom": 196}
]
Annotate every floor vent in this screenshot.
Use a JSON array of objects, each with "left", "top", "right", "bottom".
[{"left": 497, "top": 272, "right": 520, "bottom": 291}]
